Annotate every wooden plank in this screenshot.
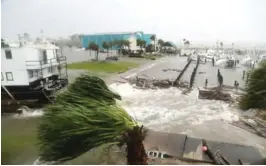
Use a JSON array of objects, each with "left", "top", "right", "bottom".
[{"left": 231, "top": 121, "right": 266, "bottom": 138}]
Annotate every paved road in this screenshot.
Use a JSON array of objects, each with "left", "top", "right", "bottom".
[{"left": 127, "top": 56, "right": 187, "bottom": 80}]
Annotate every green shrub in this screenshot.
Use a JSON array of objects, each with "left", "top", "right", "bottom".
[{"left": 239, "top": 61, "right": 266, "bottom": 110}]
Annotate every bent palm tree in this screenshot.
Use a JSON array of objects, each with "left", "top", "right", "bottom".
[{"left": 37, "top": 74, "right": 148, "bottom": 165}]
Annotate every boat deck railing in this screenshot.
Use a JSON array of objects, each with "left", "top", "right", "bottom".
[
  {"left": 26, "top": 56, "right": 66, "bottom": 68},
  {"left": 25, "top": 56, "right": 68, "bottom": 79}
]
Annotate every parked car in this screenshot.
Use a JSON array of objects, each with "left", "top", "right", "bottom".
[{"left": 106, "top": 56, "right": 118, "bottom": 61}]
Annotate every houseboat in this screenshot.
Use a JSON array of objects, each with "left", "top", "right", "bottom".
[{"left": 1, "top": 38, "right": 68, "bottom": 111}]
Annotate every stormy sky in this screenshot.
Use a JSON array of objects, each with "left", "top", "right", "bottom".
[{"left": 2, "top": 0, "right": 266, "bottom": 44}]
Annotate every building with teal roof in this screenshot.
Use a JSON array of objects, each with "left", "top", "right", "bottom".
[{"left": 81, "top": 31, "right": 155, "bottom": 50}]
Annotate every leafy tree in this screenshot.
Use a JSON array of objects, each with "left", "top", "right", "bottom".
[
  {"left": 1, "top": 38, "right": 6, "bottom": 48},
  {"left": 108, "top": 41, "right": 113, "bottom": 49},
  {"left": 102, "top": 42, "right": 109, "bottom": 50},
  {"left": 239, "top": 61, "right": 266, "bottom": 110},
  {"left": 102, "top": 42, "right": 111, "bottom": 56},
  {"left": 163, "top": 41, "right": 173, "bottom": 47},
  {"left": 23, "top": 32, "right": 30, "bottom": 39},
  {"left": 112, "top": 40, "right": 131, "bottom": 55},
  {"left": 220, "top": 42, "right": 223, "bottom": 49},
  {"left": 1, "top": 38, "right": 9, "bottom": 48},
  {"left": 158, "top": 39, "right": 164, "bottom": 47},
  {"left": 87, "top": 42, "right": 99, "bottom": 60},
  {"left": 112, "top": 40, "right": 130, "bottom": 49},
  {"left": 112, "top": 40, "right": 122, "bottom": 49},
  {"left": 146, "top": 44, "right": 155, "bottom": 53},
  {"left": 150, "top": 35, "right": 156, "bottom": 42},
  {"left": 108, "top": 41, "right": 114, "bottom": 56},
  {"left": 150, "top": 35, "right": 156, "bottom": 51},
  {"left": 123, "top": 40, "right": 130, "bottom": 48},
  {"left": 110, "top": 40, "right": 120, "bottom": 55},
  {"left": 184, "top": 40, "right": 190, "bottom": 45},
  {"left": 37, "top": 75, "right": 148, "bottom": 165},
  {"left": 137, "top": 39, "right": 146, "bottom": 50}
]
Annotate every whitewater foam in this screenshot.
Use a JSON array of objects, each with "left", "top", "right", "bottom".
[
  {"left": 13, "top": 106, "right": 44, "bottom": 118},
  {"left": 110, "top": 83, "right": 240, "bottom": 130}
]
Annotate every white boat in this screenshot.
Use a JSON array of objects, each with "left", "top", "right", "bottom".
[
  {"left": 1, "top": 37, "right": 68, "bottom": 102},
  {"left": 241, "top": 55, "right": 256, "bottom": 68},
  {"left": 241, "top": 56, "right": 253, "bottom": 65},
  {"left": 215, "top": 55, "right": 238, "bottom": 68},
  {"left": 258, "top": 54, "right": 266, "bottom": 63}
]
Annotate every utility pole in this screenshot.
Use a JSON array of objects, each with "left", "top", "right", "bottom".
[{"left": 232, "top": 43, "right": 234, "bottom": 56}]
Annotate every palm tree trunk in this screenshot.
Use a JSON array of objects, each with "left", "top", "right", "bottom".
[
  {"left": 126, "top": 126, "right": 148, "bottom": 165},
  {"left": 96, "top": 50, "right": 99, "bottom": 61}
]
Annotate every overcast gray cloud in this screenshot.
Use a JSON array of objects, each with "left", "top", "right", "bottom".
[{"left": 2, "top": 0, "right": 266, "bottom": 44}]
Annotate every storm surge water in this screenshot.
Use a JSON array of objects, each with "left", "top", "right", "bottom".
[
  {"left": 109, "top": 83, "right": 266, "bottom": 155},
  {"left": 3, "top": 79, "right": 265, "bottom": 165},
  {"left": 110, "top": 83, "right": 240, "bottom": 128},
  {"left": 13, "top": 106, "right": 44, "bottom": 118}
]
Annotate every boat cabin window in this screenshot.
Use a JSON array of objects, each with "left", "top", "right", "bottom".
[
  {"left": 43, "top": 50, "right": 48, "bottom": 64},
  {"left": 55, "top": 49, "right": 60, "bottom": 62},
  {"left": 33, "top": 70, "right": 39, "bottom": 77},
  {"left": 28, "top": 70, "right": 34, "bottom": 78},
  {"left": 6, "top": 72, "right": 13, "bottom": 81},
  {"left": 55, "top": 49, "right": 60, "bottom": 56},
  {"left": 1, "top": 72, "right": 3, "bottom": 81},
  {"left": 5, "top": 50, "right": 12, "bottom": 59}
]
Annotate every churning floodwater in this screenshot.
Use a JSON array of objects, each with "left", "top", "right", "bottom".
[
  {"left": 109, "top": 83, "right": 266, "bottom": 155},
  {"left": 2, "top": 55, "right": 266, "bottom": 164}
]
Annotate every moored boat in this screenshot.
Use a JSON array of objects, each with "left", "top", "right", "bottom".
[{"left": 1, "top": 37, "right": 68, "bottom": 112}]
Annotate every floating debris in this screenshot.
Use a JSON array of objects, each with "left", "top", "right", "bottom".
[
  {"left": 198, "top": 71, "right": 206, "bottom": 74},
  {"left": 162, "top": 69, "right": 182, "bottom": 72},
  {"left": 198, "top": 87, "right": 232, "bottom": 102},
  {"left": 119, "top": 76, "right": 189, "bottom": 89},
  {"left": 231, "top": 117, "right": 266, "bottom": 139}
]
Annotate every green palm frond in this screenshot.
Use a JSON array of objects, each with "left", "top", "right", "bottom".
[{"left": 37, "top": 75, "right": 137, "bottom": 163}]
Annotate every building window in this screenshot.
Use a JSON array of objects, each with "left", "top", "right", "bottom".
[
  {"left": 48, "top": 66, "right": 52, "bottom": 73},
  {"left": 5, "top": 50, "right": 12, "bottom": 59},
  {"left": 43, "top": 51, "right": 48, "bottom": 64},
  {"left": 28, "top": 70, "right": 34, "bottom": 78},
  {"left": 6, "top": 72, "right": 13, "bottom": 81},
  {"left": 1, "top": 72, "right": 3, "bottom": 81}
]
